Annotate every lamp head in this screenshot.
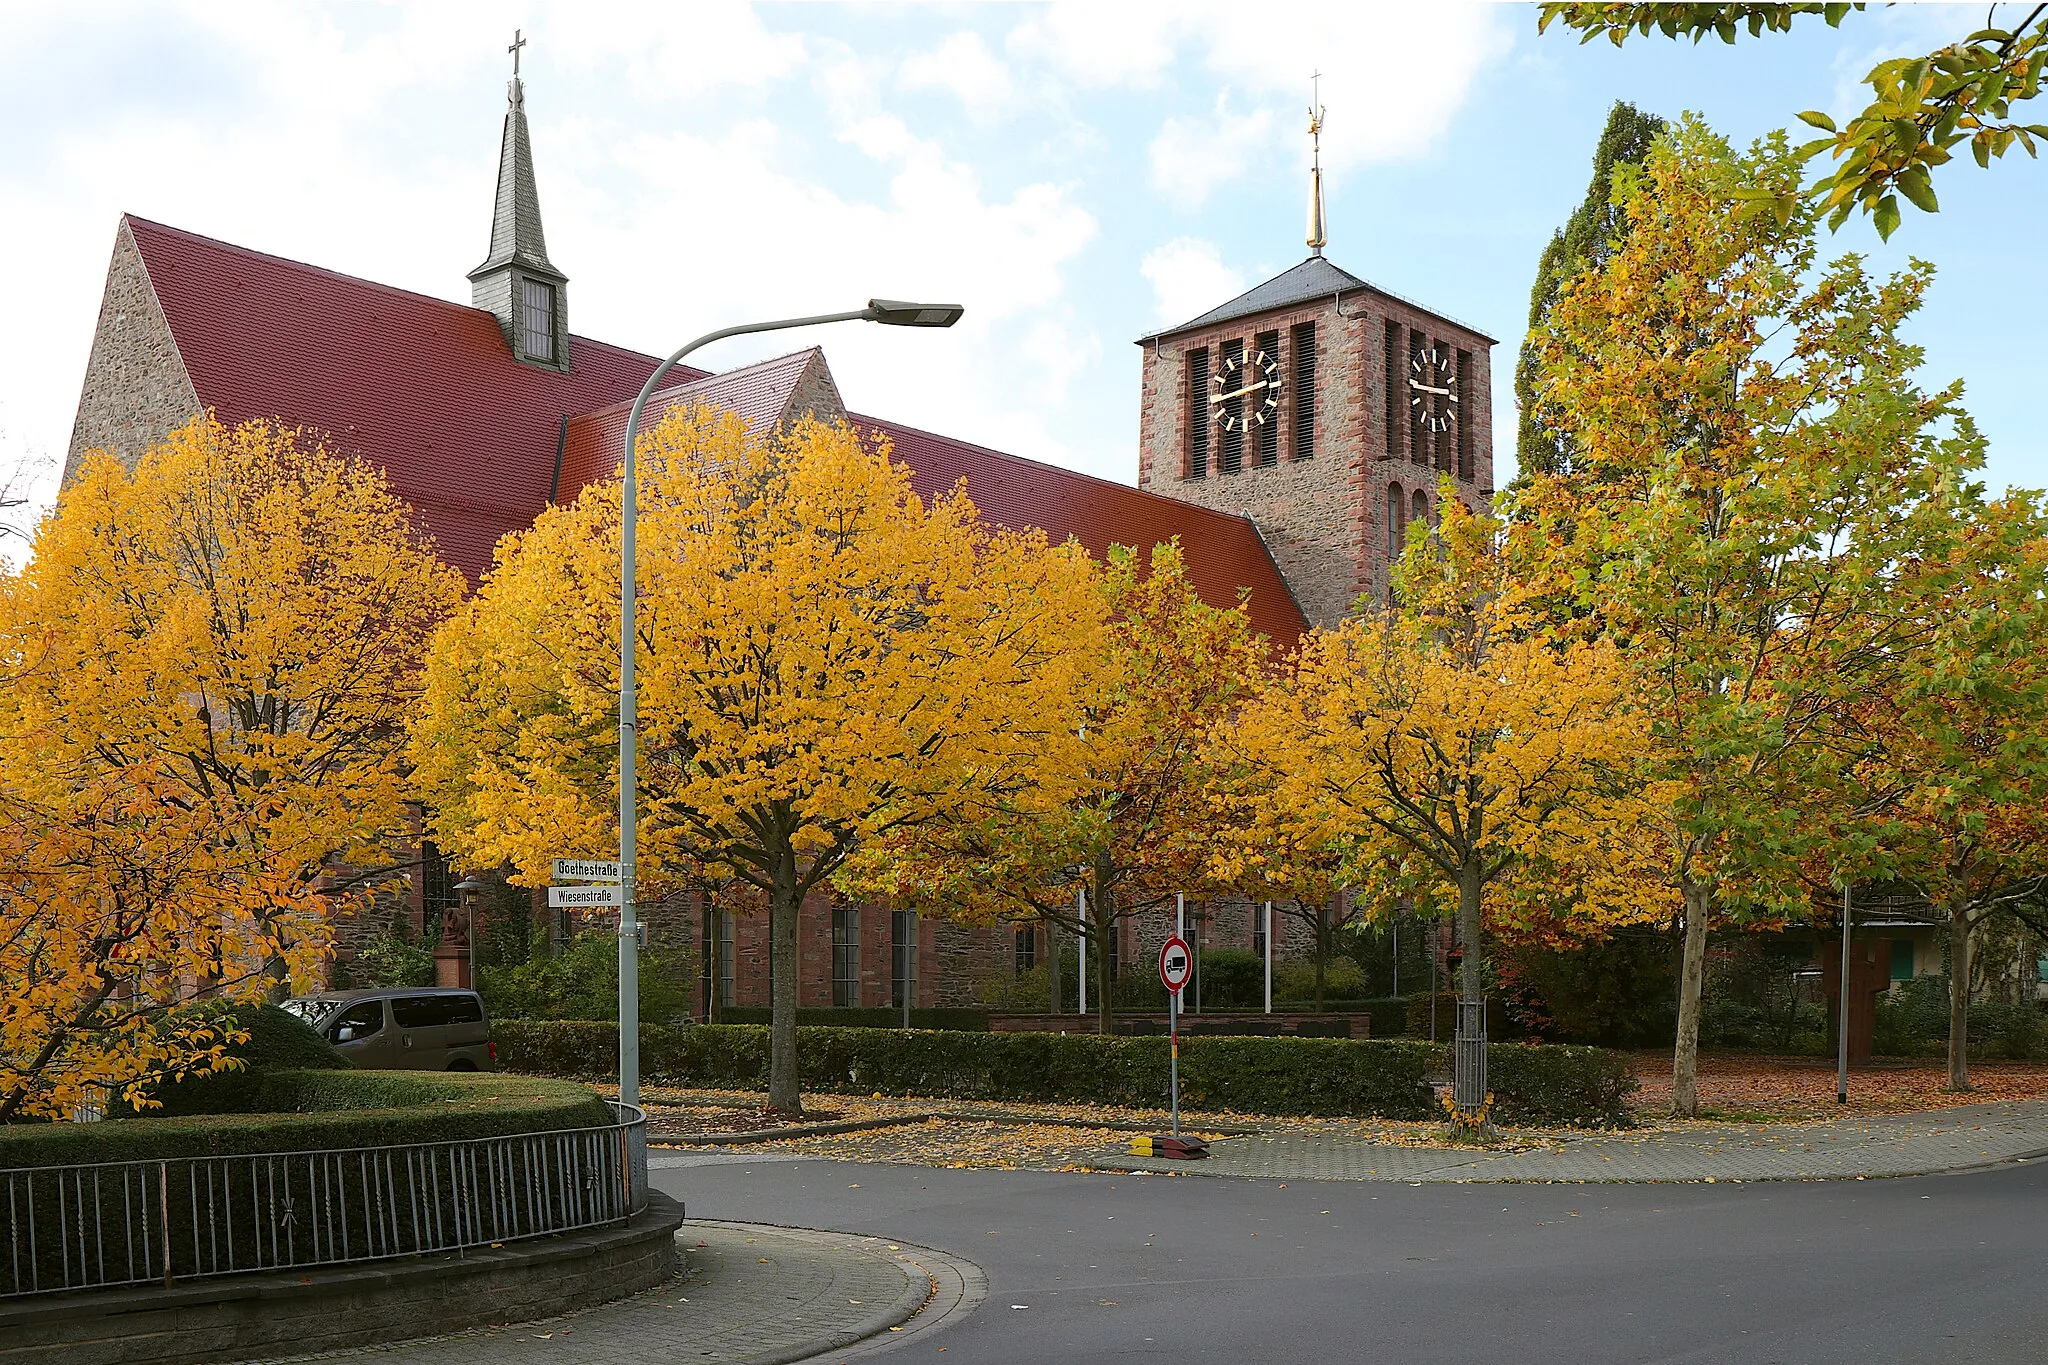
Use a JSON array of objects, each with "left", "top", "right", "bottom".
[
  {"left": 454, "top": 876, "right": 485, "bottom": 896},
  {"left": 865, "top": 299, "right": 965, "bottom": 328}
]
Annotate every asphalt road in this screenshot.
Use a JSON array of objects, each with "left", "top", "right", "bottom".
[{"left": 655, "top": 1156, "right": 2048, "bottom": 1365}]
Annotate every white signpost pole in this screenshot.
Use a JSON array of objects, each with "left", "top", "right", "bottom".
[
  {"left": 1078, "top": 886, "right": 1087, "bottom": 1019},
  {"left": 1264, "top": 901, "right": 1273, "bottom": 1014}
]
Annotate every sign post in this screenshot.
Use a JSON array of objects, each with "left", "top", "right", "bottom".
[{"left": 1158, "top": 932, "right": 1193, "bottom": 1138}]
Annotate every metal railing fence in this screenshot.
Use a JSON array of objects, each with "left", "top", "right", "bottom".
[{"left": 3, "top": 1101, "right": 645, "bottom": 1300}]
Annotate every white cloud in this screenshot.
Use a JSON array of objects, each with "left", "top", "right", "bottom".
[
  {"left": 1149, "top": 93, "right": 1275, "bottom": 210},
  {"left": 1140, "top": 238, "right": 1245, "bottom": 326},
  {"left": 900, "top": 31, "right": 1015, "bottom": 120},
  {"left": 1005, "top": 3, "right": 1181, "bottom": 89}
]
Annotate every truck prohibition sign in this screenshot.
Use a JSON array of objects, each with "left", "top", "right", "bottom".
[{"left": 1159, "top": 934, "right": 1192, "bottom": 995}]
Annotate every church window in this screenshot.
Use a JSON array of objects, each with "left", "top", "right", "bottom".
[
  {"left": 1254, "top": 330, "right": 1280, "bottom": 468},
  {"left": 1456, "top": 348, "right": 1474, "bottom": 481},
  {"left": 1187, "top": 347, "right": 1210, "bottom": 478},
  {"left": 1015, "top": 926, "right": 1036, "bottom": 974},
  {"left": 1413, "top": 488, "right": 1430, "bottom": 529},
  {"left": 1383, "top": 321, "right": 1404, "bottom": 461},
  {"left": 520, "top": 278, "right": 556, "bottom": 363},
  {"left": 1219, "top": 339, "right": 1245, "bottom": 474},
  {"left": 1292, "top": 322, "right": 1316, "bottom": 460},
  {"left": 892, "top": 909, "right": 916, "bottom": 1008},
  {"left": 1387, "top": 483, "right": 1405, "bottom": 560},
  {"left": 832, "top": 907, "right": 860, "bottom": 1006}
]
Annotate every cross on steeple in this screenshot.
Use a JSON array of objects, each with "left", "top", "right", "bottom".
[
  {"left": 508, "top": 29, "right": 526, "bottom": 78},
  {"left": 1306, "top": 73, "right": 1328, "bottom": 255}
]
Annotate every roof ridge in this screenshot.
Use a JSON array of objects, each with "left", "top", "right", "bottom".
[
  {"left": 848, "top": 411, "right": 1271, "bottom": 538},
  {"left": 567, "top": 347, "right": 825, "bottom": 427},
  {"left": 122, "top": 213, "right": 655, "bottom": 364},
  {"left": 1136, "top": 252, "right": 1495, "bottom": 345}
]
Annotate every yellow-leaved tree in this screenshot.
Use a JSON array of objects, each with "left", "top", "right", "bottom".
[
  {"left": 851, "top": 541, "right": 1266, "bottom": 1034},
  {"left": 1224, "top": 493, "right": 1662, "bottom": 1127},
  {"left": 0, "top": 415, "right": 463, "bottom": 1120},
  {"left": 411, "top": 410, "right": 1102, "bottom": 1113}
]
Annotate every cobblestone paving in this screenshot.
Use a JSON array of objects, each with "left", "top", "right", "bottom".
[
  {"left": 1093, "top": 1099, "right": 2048, "bottom": 1183},
  {"left": 246, "top": 1222, "right": 930, "bottom": 1365}
]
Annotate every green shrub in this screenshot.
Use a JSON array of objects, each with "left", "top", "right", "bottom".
[
  {"left": 1511, "top": 937, "right": 1678, "bottom": 1047},
  {"left": 337, "top": 928, "right": 436, "bottom": 989},
  {"left": 1272, "top": 957, "right": 1367, "bottom": 1001},
  {"left": 137, "top": 1004, "right": 350, "bottom": 1117},
  {"left": 1484, "top": 1043, "right": 1639, "bottom": 1127},
  {"left": 1403, "top": 992, "right": 1534, "bottom": 1041},
  {"left": 1192, "top": 949, "right": 1264, "bottom": 1009},
  {"left": 1, "top": 1071, "right": 611, "bottom": 1168},
  {"left": 497, "top": 1020, "right": 1637, "bottom": 1126},
  {"left": 480, "top": 930, "right": 695, "bottom": 1024}
]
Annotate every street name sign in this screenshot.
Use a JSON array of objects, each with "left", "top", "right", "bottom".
[
  {"left": 552, "top": 858, "right": 622, "bottom": 883},
  {"left": 1159, "top": 934, "right": 1192, "bottom": 996},
  {"left": 548, "top": 884, "right": 625, "bottom": 909}
]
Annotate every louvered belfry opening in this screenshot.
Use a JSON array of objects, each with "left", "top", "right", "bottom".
[
  {"left": 1254, "top": 330, "right": 1280, "bottom": 468},
  {"left": 1219, "top": 337, "right": 1245, "bottom": 475},
  {"left": 1456, "top": 346, "right": 1474, "bottom": 481},
  {"left": 1409, "top": 331, "right": 1431, "bottom": 468},
  {"left": 1292, "top": 321, "right": 1316, "bottom": 460},
  {"left": 1384, "top": 319, "right": 1404, "bottom": 462},
  {"left": 1187, "top": 346, "right": 1211, "bottom": 478}
]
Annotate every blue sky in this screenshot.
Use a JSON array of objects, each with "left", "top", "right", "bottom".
[{"left": 2, "top": 2, "right": 2042, "bottom": 526}]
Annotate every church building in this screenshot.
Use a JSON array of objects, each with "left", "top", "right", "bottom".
[{"left": 62, "top": 65, "right": 1492, "bottom": 1017}]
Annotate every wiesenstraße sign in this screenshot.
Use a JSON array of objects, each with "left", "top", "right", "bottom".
[
  {"left": 548, "top": 884, "right": 625, "bottom": 909},
  {"left": 551, "top": 858, "right": 622, "bottom": 883}
]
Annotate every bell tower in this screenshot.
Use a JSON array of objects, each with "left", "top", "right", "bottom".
[
  {"left": 1134, "top": 93, "right": 1495, "bottom": 626},
  {"left": 468, "top": 31, "right": 570, "bottom": 372}
]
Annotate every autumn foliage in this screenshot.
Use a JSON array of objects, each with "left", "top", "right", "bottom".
[
  {"left": 411, "top": 409, "right": 1102, "bottom": 1111},
  {"left": 0, "top": 416, "right": 461, "bottom": 1120}
]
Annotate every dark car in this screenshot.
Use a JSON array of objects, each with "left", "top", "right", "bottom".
[{"left": 282, "top": 987, "right": 498, "bottom": 1071}]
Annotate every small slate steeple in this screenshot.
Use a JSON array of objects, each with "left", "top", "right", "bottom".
[{"left": 469, "top": 31, "right": 569, "bottom": 371}]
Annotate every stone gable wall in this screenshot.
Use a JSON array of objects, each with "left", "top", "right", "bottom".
[{"left": 63, "top": 220, "right": 202, "bottom": 485}]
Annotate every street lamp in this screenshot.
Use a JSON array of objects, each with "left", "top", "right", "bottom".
[
  {"left": 453, "top": 876, "right": 485, "bottom": 990},
  {"left": 614, "top": 298, "right": 963, "bottom": 1140}
]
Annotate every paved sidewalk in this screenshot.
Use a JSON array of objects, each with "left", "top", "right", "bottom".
[
  {"left": 245, "top": 1221, "right": 974, "bottom": 1365},
  {"left": 1093, "top": 1098, "right": 2048, "bottom": 1183}
]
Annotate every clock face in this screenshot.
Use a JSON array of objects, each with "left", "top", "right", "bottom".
[
  {"left": 1409, "top": 347, "right": 1458, "bottom": 434},
  {"left": 1211, "top": 347, "right": 1283, "bottom": 433}
]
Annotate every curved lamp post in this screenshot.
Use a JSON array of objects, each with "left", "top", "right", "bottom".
[{"left": 614, "top": 300, "right": 963, "bottom": 1137}]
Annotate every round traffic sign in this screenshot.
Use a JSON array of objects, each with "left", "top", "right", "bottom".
[{"left": 1159, "top": 934, "right": 1193, "bottom": 994}]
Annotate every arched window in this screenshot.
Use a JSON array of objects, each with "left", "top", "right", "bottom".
[
  {"left": 1413, "top": 489, "right": 1430, "bottom": 529},
  {"left": 1387, "top": 483, "right": 1405, "bottom": 559}
]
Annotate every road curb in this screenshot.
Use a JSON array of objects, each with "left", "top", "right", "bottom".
[{"left": 683, "top": 1220, "right": 985, "bottom": 1365}]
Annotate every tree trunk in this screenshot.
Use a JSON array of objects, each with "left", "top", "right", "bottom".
[
  {"left": 1450, "top": 858, "right": 1489, "bottom": 1117},
  {"left": 1670, "top": 878, "right": 1711, "bottom": 1118},
  {"left": 1947, "top": 904, "right": 1971, "bottom": 1091},
  {"left": 1314, "top": 902, "right": 1329, "bottom": 1011},
  {"left": 766, "top": 848, "right": 803, "bottom": 1116}
]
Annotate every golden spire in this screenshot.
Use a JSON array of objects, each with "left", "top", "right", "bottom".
[{"left": 1306, "top": 74, "right": 1328, "bottom": 256}]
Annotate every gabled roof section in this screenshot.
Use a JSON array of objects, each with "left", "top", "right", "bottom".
[
  {"left": 1136, "top": 253, "right": 1498, "bottom": 345},
  {"left": 857, "top": 415, "right": 1309, "bottom": 648},
  {"left": 123, "top": 215, "right": 664, "bottom": 582},
  {"left": 556, "top": 348, "right": 843, "bottom": 496}
]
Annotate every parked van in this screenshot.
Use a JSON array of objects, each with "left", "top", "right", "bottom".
[{"left": 282, "top": 988, "right": 498, "bottom": 1072}]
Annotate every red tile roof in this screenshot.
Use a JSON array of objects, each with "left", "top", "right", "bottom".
[
  {"left": 124, "top": 215, "right": 1307, "bottom": 644},
  {"left": 125, "top": 215, "right": 676, "bottom": 581},
  {"left": 557, "top": 348, "right": 825, "bottom": 496},
  {"left": 859, "top": 416, "right": 1306, "bottom": 646}
]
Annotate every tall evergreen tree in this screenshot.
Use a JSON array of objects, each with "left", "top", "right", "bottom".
[{"left": 1514, "top": 101, "right": 1665, "bottom": 479}]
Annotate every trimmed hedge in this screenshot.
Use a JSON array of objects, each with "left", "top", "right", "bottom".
[
  {"left": 0, "top": 1071, "right": 612, "bottom": 1169},
  {"left": 715, "top": 1006, "right": 991, "bottom": 1031},
  {"left": 140, "top": 1003, "right": 352, "bottom": 1116},
  {"left": 496, "top": 1020, "right": 1638, "bottom": 1127}
]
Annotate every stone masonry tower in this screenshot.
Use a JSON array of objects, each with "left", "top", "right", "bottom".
[{"left": 1135, "top": 104, "right": 1495, "bottom": 626}]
